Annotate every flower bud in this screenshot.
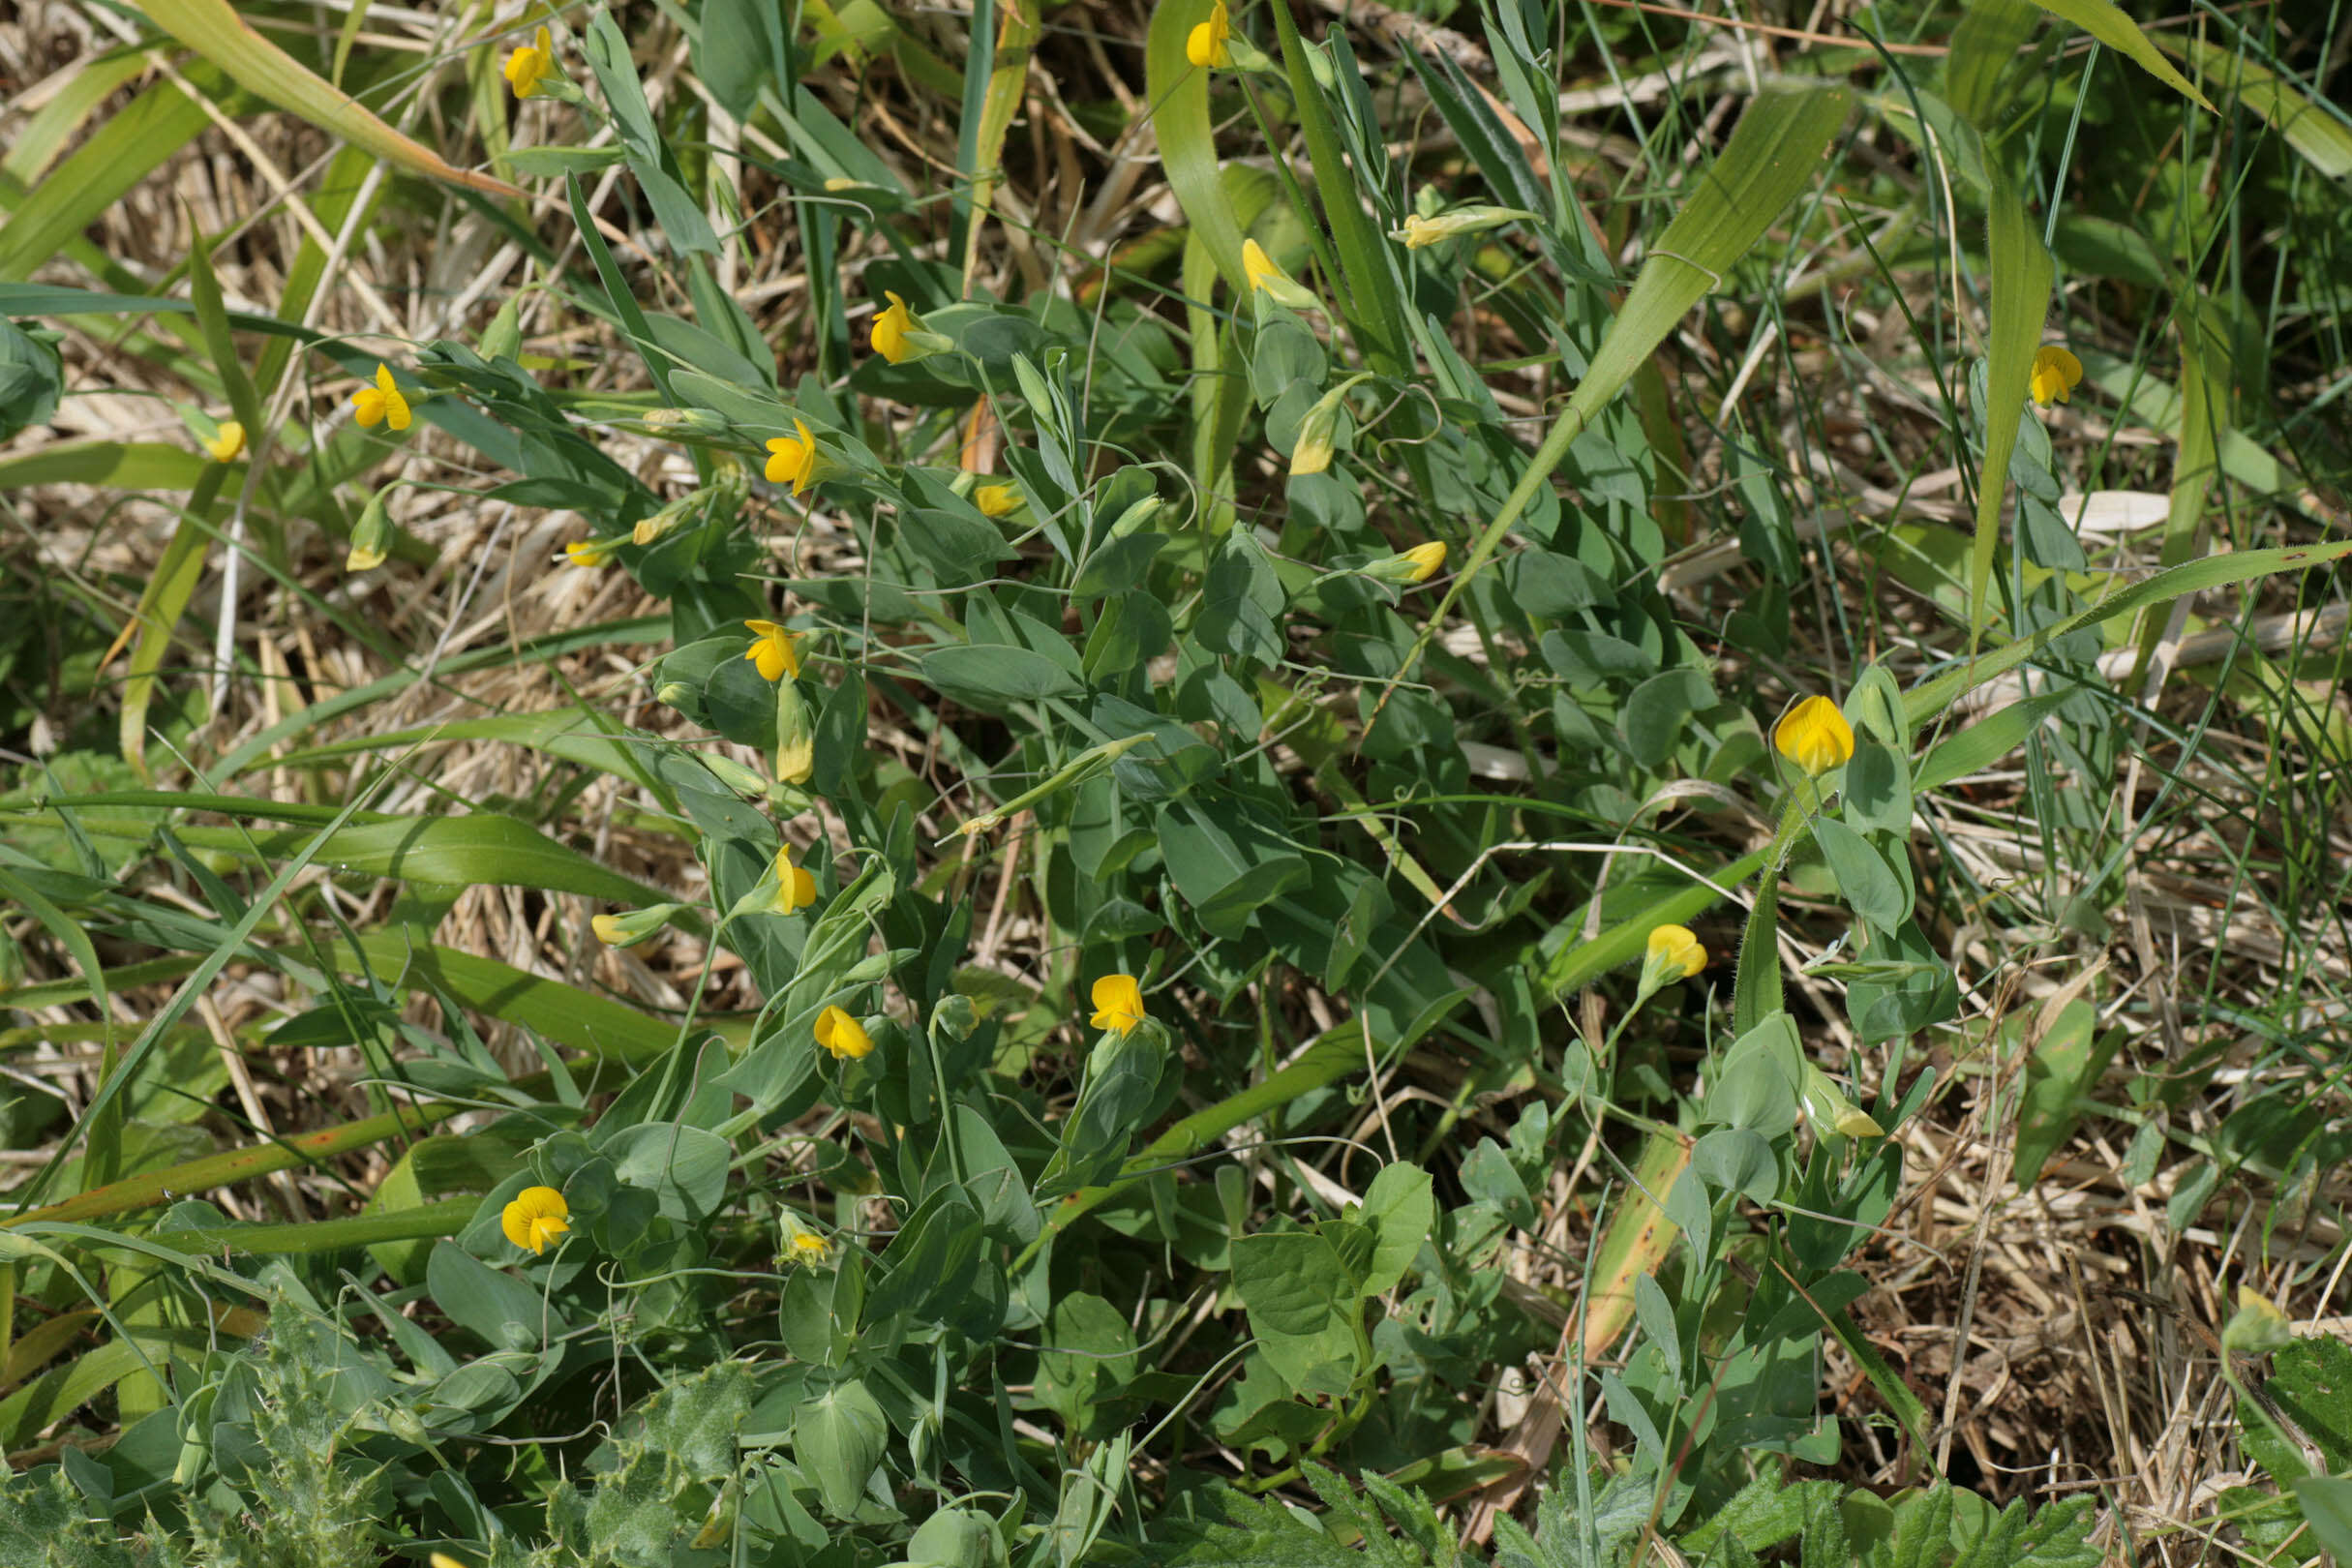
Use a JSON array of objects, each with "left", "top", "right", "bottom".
[
  {"left": 655, "top": 680, "right": 698, "bottom": 709},
  {"left": 1393, "top": 205, "right": 1540, "bottom": 248},
  {"left": 702, "top": 753, "right": 774, "bottom": 799},
  {"left": 346, "top": 485, "right": 395, "bottom": 572},
  {"left": 1287, "top": 377, "right": 1364, "bottom": 477},
  {"left": 592, "top": 902, "right": 687, "bottom": 947},
  {"left": 644, "top": 406, "right": 732, "bottom": 436},
  {"left": 773, "top": 675, "right": 816, "bottom": 786},
  {"left": 632, "top": 492, "right": 700, "bottom": 546}
]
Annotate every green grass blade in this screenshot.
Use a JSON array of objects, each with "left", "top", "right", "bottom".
[{"left": 1967, "top": 166, "right": 2054, "bottom": 644}]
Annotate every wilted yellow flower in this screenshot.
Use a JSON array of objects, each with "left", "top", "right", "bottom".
[
  {"left": 504, "top": 25, "right": 556, "bottom": 97},
  {"left": 814, "top": 1005, "right": 874, "bottom": 1061},
  {"left": 351, "top": 362, "right": 410, "bottom": 432},
  {"left": 784, "top": 1221, "right": 833, "bottom": 1263},
  {"left": 1399, "top": 215, "right": 1440, "bottom": 249},
  {"left": 203, "top": 420, "right": 245, "bottom": 463},
  {"left": 1187, "top": 0, "right": 1231, "bottom": 67},
  {"left": 768, "top": 846, "right": 818, "bottom": 916},
  {"left": 1644, "top": 923, "right": 1706, "bottom": 984},
  {"left": 765, "top": 417, "right": 819, "bottom": 496},
  {"left": 1090, "top": 973, "right": 1146, "bottom": 1036},
  {"left": 1775, "top": 695, "right": 1854, "bottom": 777},
  {"left": 1401, "top": 542, "right": 1447, "bottom": 582},
  {"left": 500, "top": 1185, "right": 570, "bottom": 1254},
  {"left": 975, "top": 482, "right": 1019, "bottom": 518},
  {"left": 2029, "top": 345, "right": 2083, "bottom": 407},
  {"left": 565, "top": 538, "right": 617, "bottom": 568},
  {"left": 871, "top": 291, "right": 917, "bottom": 364},
  {"left": 742, "top": 619, "right": 802, "bottom": 681}
]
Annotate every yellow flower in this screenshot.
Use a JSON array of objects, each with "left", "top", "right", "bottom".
[
  {"left": 430, "top": 1555, "right": 471, "bottom": 1568},
  {"left": 814, "top": 1005, "right": 874, "bottom": 1061},
  {"left": 351, "top": 362, "right": 410, "bottom": 432},
  {"left": 765, "top": 417, "right": 819, "bottom": 496},
  {"left": 871, "top": 291, "right": 917, "bottom": 364},
  {"left": 742, "top": 619, "right": 802, "bottom": 681},
  {"left": 1399, "top": 214, "right": 1440, "bottom": 249},
  {"left": 1090, "top": 973, "right": 1146, "bottom": 1036},
  {"left": 2029, "top": 345, "right": 2083, "bottom": 407},
  {"left": 1241, "top": 238, "right": 1317, "bottom": 310},
  {"left": 1645, "top": 923, "right": 1706, "bottom": 983},
  {"left": 1775, "top": 695, "right": 1854, "bottom": 777},
  {"left": 504, "top": 25, "right": 555, "bottom": 97},
  {"left": 769, "top": 846, "right": 818, "bottom": 916},
  {"left": 1187, "top": 0, "right": 1232, "bottom": 67},
  {"left": 500, "top": 1185, "right": 570, "bottom": 1254},
  {"left": 203, "top": 420, "right": 245, "bottom": 463},
  {"left": 784, "top": 1221, "right": 833, "bottom": 1263},
  {"left": 591, "top": 914, "right": 628, "bottom": 945},
  {"left": 565, "top": 538, "right": 617, "bottom": 568},
  {"left": 1401, "top": 542, "right": 1447, "bottom": 582},
  {"left": 975, "top": 482, "right": 1019, "bottom": 518}
]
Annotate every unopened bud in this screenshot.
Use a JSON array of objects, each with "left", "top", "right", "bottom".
[
  {"left": 773, "top": 676, "right": 815, "bottom": 786},
  {"left": 702, "top": 753, "right": 773, "bottom": 799},
  {"left": 347, "top": 485, "right": 395, "bottom": 572},
  {"left": 1394, "top": 205, "right": 1540, "bottom": 249},
  {"left": 592, "top": 902, "right": 687, "bottom": 947},
  {"left": 1288, "top": 377, "right": 1365, "bottom": 477},
  {"left": 644, "top": 406, "right": 731, "bottom": 436}
]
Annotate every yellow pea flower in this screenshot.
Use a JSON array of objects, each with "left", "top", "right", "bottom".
[
  {"left": 1187, "top": 0, "right": 1231, "bottom": 67},
  {"left": 871, "top": 291, "right": 917, "bottom": 364},
  {"left": 565, "top": 538, "right": 617, "bottom": 568},
  {"left": 203, "top": 420, "right": 245, "bottom": 463},
  {"left": 1775, "top": 695, "right": 1854, "bottom": 777},
  {"left": 500, "top": 1185, "right": 570, "bottom": 1254},
  {"left": 350, "top": 362, "right": 410, "bottom": 432},
  {"left": 814, "top": 1005, "right": 874, "bottom": 1061},
  {"left": 504, "top": 25, "right": 556, "bottom": 97},
  {"left": 430, "top": 1554, "right": 471, "bottom": 1568},
  {"left": 1399, "top": 215, "right": 1440, "bottom": 249},
  {"left": 742, "top": 619, "right": 802, "bottom": 681},
  {"left": 975, "top": 482, "right": 1019, "bottom": 518},
  {"left": 1401, "top": 542, "right": 1447, "bottom": 582},
  {"left": 2029, "top": 345, "right": 2083, "bottom": 407},
  {"left": 1240, "top": 238, "right": 1316, "bottom": 310},
  {"left": 1090, "top": 973, "right": 1147, "bottom": 1036},
  {"left": 765, "top": 417, "right": 819, "bottom": 496},
  {"left": 769, "top": 846, "right": 818, "bottom": 916},
  {"left": 1644, "top": 923, "right": 1706, "bottom": 983}
]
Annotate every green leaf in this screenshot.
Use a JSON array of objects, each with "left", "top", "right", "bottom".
[
  {"left": 1143, "top": 0, "right": 1248, "bottom": 293},
  {"left": 1355, "top": 1161, "right": 1433, "bottom": 1297},
  {"left": 2012, "top": 998, "right": 2109, "bottom": 1186},
  {"left": 427, "top": 1238, "right": 563, "bottom": 1349},
  {"left": 1810, "top": 818, "right": 1909, "bottom": 932},
  {"left": 2027, "top": 0, "right": 2213, "bottom": 110},
  {"left": 1968, "top": 168, "right": 2055, "bottom": 641},
  {"left": 794, "top": 1377, "right": 890, "bottom": 1517},
  {"left": 921, "top": 643, "right": 1081, "bottom": 709}
]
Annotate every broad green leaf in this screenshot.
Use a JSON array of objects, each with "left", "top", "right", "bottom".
[
  {"left": 1356, "top": 1161, "right": 1434, "bottom": 1297},
  {"left": 795, "top": 1377, "right": 890, "bottom": 1516}
]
